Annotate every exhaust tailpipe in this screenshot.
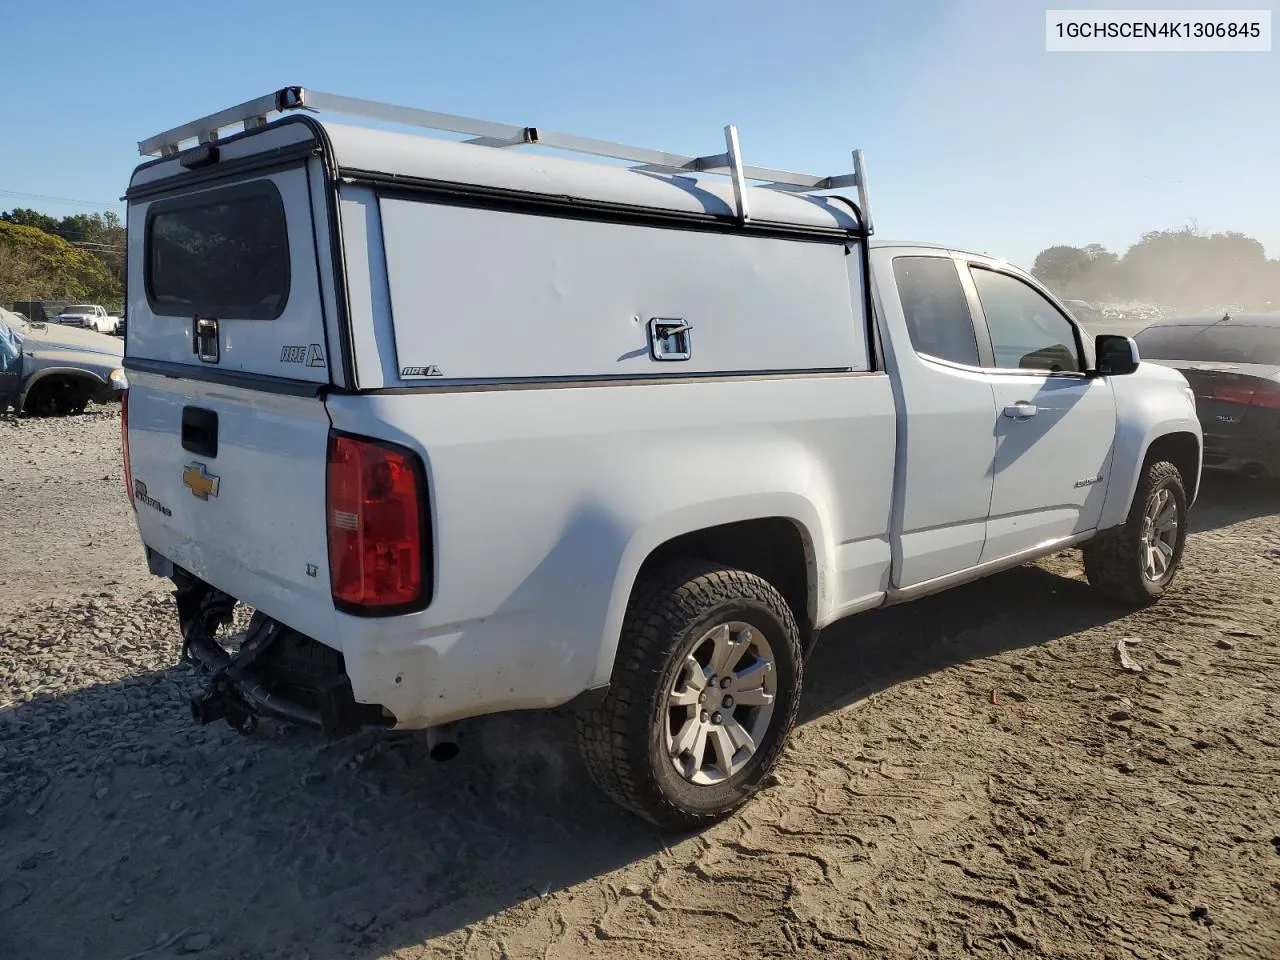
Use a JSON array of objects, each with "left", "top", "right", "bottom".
[{"left": 425, "top": 724, "right": 459, "bottom": 762}]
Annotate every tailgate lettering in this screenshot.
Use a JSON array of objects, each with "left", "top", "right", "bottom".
[{"left": 133, "top": 480, "right": 173, "bottom": 517}]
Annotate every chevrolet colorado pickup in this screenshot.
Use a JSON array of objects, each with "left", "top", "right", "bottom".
[{"left": 121, "top": 88, "right": 1202, "bottom": 827}]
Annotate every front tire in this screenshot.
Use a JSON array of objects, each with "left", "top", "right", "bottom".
[
  {"left": 1083, "top": 459, "right": 1188, "bottom": 605},
  {"left": 576, "top": 559, "right": 803, "bottom": 830}
]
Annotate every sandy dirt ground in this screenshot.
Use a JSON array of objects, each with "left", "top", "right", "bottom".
[{"left": 2, "top": 409, "right": 1279, "bottom": 960}]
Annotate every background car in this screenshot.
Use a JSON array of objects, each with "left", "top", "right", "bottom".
[
  {"left": 1136, "top": 312, "right": 1280, "bottom": 480},
  {"left": 0, "top": 307, "right": 127, "bottom": 416},
  {"left": 54, "top": 304, "right": 114, "bottom": 334},
  {"left": 1063, "top": 298, "right": 1103, "bottom": 325},
  {"left": 108, "top": 309, "right": 126, "bottom": 336}
]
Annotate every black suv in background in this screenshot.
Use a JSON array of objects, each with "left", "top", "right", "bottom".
[{"left": 1136, "top": 313, "right": 1280, "bottom": 480}]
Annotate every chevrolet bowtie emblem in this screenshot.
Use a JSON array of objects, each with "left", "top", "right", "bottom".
[{"left": 182, "top": 462, "right": 220, "bottom": 500}]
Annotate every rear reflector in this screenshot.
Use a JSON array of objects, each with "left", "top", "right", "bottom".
[
  {"left": 121, "top": 389, "right": 134, "bottom": 510},
  {"left": 326, "top": 432, "right": 430, "bottom": 614}
]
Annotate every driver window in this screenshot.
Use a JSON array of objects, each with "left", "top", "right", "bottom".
[{"left": 970, "top": 267, "right": 1082, "bottom": 373}]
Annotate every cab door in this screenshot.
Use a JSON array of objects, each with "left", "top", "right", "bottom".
[
  {"left": 960, "top": 263, "right": 1117, "bottom": 563},
  {"left": 871, "top": 248, "right": 998, "bottom": 589}
]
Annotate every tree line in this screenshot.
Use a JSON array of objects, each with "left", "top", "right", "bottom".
[
  {"left": 1032, "top": 226, "right": 1280, "bottom": 314},
  {"left": 4, "top": 206, "right": 1277, "bottom": 318},
  {"left": 0, "top": 208, "right": 125, "bottom": 307}
]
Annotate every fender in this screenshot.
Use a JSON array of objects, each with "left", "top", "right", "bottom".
[
  {"left": 590, "top": 489, "right": 833, "bottom": 690},
  {"left": 16, "top": 365, "right": 110, "bottom": 410},
  {"left": 1096, "top": 363, "right": 1202, "bottom": 531}
]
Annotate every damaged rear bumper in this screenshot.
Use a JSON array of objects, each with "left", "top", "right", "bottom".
[{"left": 174, "top": 571, "right": 394, "bottom": 739}]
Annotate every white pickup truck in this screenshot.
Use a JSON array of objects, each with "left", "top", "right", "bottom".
[
  {"left": 55, "top": 303, "right": 115, "bottom": 334},
  {"left": 122, "top": 88, "right": 1202, "bottom": 828}
]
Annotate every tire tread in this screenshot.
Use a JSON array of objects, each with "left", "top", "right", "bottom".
[
  {"left": 1083, "top": 459, "right": 1186, "bottom": 605},
  {"left": 576, "top": 559, "right": 802, "bottom": 830}
]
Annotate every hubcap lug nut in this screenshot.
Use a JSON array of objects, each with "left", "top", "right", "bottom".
[
  {"left": 700, "top": 711, "right": 709, "bottom": 723},
  {"left": 720, "top": 677, "right": 732, "bottom": 689},
  {"left": 712, "top": 713, "right": 723, "bottom": 725},
  {"left": 723, "top": 695, "right": 733, "bottom": 708}
]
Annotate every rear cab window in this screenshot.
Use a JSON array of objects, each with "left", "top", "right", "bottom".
[{"left": 891, "top": 256, "right": 982, "bottom": 367}]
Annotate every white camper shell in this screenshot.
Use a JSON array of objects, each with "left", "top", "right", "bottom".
[{"left": 123, "top": 88, "right": 1202, "bottom": 829}]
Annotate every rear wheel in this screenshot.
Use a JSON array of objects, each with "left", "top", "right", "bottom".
[
  {"left": 576, "top": 559, "right": 802, "bottom": 830},
  {"left": 1083, "top": 459, "right": 1188, "bottom": 605}
]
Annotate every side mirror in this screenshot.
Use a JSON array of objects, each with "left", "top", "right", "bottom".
[{"left": 1095, "top": 334, "right": 1140, "bottom": 376}]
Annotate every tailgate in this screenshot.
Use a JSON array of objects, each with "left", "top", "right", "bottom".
[
  {"left": 123, "top": 150, "right": 343, "bottom": 644},
  {"left": 126, "top": 374, "right": 338, "bottom": 645}
]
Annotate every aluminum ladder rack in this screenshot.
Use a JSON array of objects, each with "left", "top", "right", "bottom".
[{"left": 137, "top": 86, "right": 872, "bottom": 231}]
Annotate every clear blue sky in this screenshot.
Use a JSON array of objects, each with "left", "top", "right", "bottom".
[{"left": 1, "top": 0, "right": 1276, "bottom": 268}]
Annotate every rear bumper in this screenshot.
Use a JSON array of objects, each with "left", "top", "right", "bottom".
[
  {"left": 1201, "top": 431, "right": 1280, "bottom": 478},
  {"left": 174, "top": 571, "right": 394, "bottom": 739}
]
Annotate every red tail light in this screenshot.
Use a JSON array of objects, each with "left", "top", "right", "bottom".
[
  {"left": 121, "top": 389, "right": 135, "bottom": 510},
  {"left": 1214, "top": 384, "right": 1280, "bottom": 409},
  {"left": 326, "top": 432, "right": 430, "bottom": 614},
  {"left": 1251, "top": 385, "right": 1280, "bottom": 409}
]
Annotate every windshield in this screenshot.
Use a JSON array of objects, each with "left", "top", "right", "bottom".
[
  {"left": 1136, "top": 323, "right": 1280, "bottom": 366},
  {"left": 59, "top": 306, "right": 95, "bottom": 314}
]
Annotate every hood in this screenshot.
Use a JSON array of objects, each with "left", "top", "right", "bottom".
[{"left": 27, "top": 321, "right": 124, "bottom": 358}]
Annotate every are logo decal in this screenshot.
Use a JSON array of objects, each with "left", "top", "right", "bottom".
[
  {"left": 281, "top": 344, "right": 327, "bottom": 367},
  {"left": 401, "top": 365, "right": 443, "bottom": 378}
]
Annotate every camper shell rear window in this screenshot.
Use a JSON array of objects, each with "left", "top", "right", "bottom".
[{"left": 145, "top": 180, "right": 291, "bottom": 320}]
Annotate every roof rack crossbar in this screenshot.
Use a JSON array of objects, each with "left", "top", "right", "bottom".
[{"left": 137, "top": 86, "right": 873, "bottom": 230}]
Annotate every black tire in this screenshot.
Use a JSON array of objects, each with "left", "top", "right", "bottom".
[
  {"left": 576, "top": 559, "right": 803, "bottom": 830},
  {"left": 1083, "top": 459, "right": 1188, "bottom": 605},
  {"left": 22, "top": 383, "right": 58, "bottom": 417},
  {"left": 22, "top": 380, "right": 76, "bottom": 417}
]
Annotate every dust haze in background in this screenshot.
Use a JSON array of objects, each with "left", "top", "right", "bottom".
[{"left": 873, "top": 0, "right": 1280, "bottom": 276}]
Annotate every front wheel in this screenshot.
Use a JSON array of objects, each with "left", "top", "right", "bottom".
[
  {"left": 1083, "top": 459, "right": 1189, "bottom": 605},
  {"left": 576, "top": 559, "right": 803, "bottom": 830}
]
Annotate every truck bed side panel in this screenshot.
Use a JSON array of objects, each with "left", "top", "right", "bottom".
[{"left": 324, "top": 375, "right": 896, "bottom": 727}]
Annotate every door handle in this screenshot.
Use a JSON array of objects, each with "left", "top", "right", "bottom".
[
  {"left": 1003, "top": 401, "right": 1038, "bottom": 419},
  {"left": 647, "top": 317, "right": 692, "bottom": 361},
  {"left": 181, "top": 406, "right": 219, "bottom": 458}
]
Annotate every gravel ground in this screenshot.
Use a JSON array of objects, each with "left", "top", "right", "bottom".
[{"left": 1, "top": 410, "right": 1279, "bottom": 960}]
